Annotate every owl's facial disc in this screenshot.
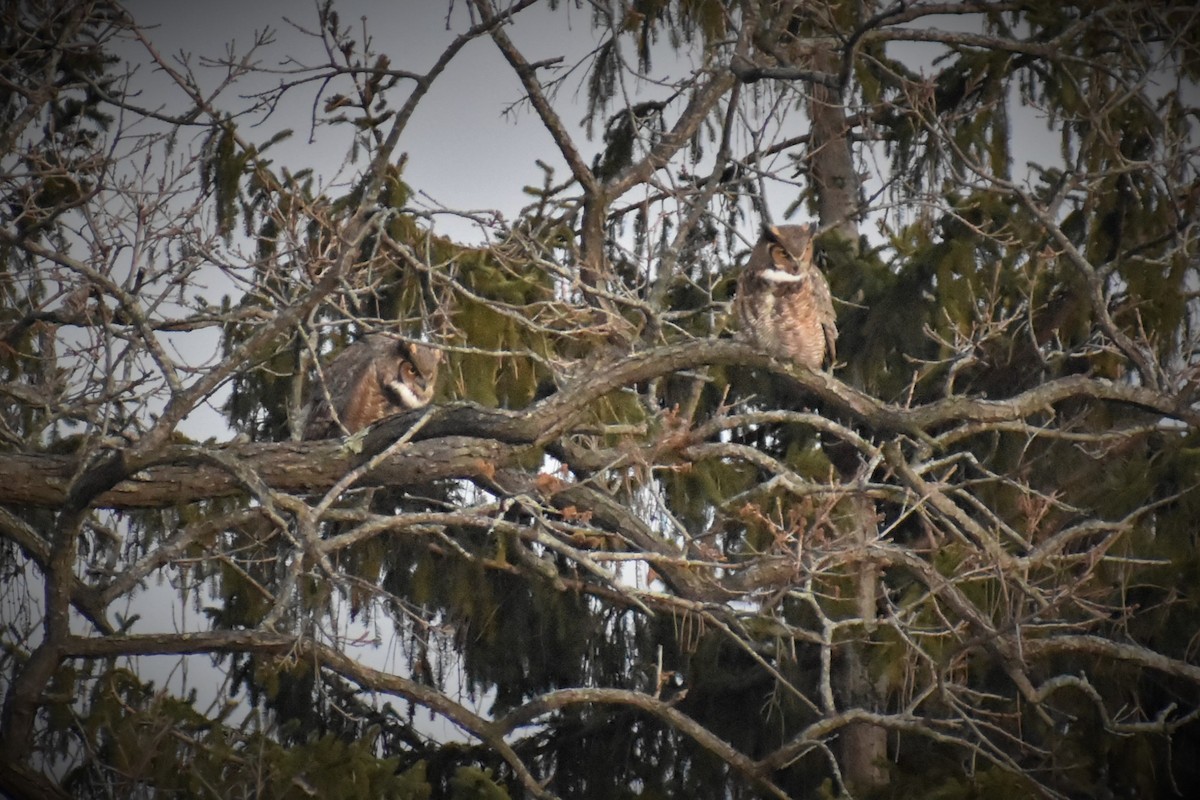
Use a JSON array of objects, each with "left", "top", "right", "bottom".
[
  {"left": 405, "top": 343, "right": 443, "bottom": 378},
  {"left": 385, "top": 360, "right": 433, "bottom": 409},
  {"left": 759, "top": 262, "right": 806, "bottom": 284},
  {"left": 379, "top": 341, "right": 440, "bottom": 409}
]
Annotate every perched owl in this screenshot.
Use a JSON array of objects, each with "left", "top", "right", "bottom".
[
  {"left": 734, "top": 224, "right": 837, "bottom": 370},
  {"left": 302, "top": 335, "right": 442, "bottom": 439}
]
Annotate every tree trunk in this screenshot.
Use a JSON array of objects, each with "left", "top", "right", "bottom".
[{"left": 806, "top": 36, "right": 889, "bottom": 794}]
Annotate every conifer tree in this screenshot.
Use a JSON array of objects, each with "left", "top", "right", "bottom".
[{"left": 2, "top": 2, "right": 1199, "bottom": 798}]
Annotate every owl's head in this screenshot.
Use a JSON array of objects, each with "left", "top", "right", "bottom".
[
  {"left": 384, "top": 339, "right": 442, "bottom": 409},
  {"left": 756, "top": 224, "right": 814, "bottom": 275}
]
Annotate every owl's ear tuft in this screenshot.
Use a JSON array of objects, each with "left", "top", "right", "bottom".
[
  {"left": 762, "top": 223, "right": 783, "bottom": 243},
  {"left": 798, "top": 230, "right": 814, "bottom": 263}
]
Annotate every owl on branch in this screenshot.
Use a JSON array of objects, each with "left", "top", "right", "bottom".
[
  {"left": 734, "top": 223, "right": 837, "bottom": 370},
  {"left": 302, "top": 335, "right": 441, "bottom": 440}
]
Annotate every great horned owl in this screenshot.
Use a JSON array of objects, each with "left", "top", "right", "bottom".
[
  {"left": 734, "top": 224, "right": 837, "bottom": 370},
  {"left": 302, "top": 335, "right": 442, "bottom": 439}
]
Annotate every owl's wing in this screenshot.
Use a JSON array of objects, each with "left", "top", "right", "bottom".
[
  {"left": 302, "top": 340, "right": 375, "bottom": 439},
  {"left": 810, "top": 269, "right": 838, "bottom": 366},
  {"left": 822, "top": 319, "right": 838, "bottom": 367}
]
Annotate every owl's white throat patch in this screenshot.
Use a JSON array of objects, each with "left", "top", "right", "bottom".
[
  {"left": 758, "top": 268, "right": 806, "bottom": 284},
  {"left": 386, "top": 379, "right": 428, "bottom": 410}
]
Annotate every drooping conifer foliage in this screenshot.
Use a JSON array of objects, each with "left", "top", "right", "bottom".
[{"left": 3, "top": 1, "right": 1199, "bottom": 798}]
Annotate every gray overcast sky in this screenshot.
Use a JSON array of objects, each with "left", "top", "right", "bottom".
[
  {"left": 114, "top": 2, "right": 1079, "bottom": 247},
  {"left": 112, "top": 1, "right": 1197, "bottom": 251},
  {"left": 119, "top": 1, "right": 626, "bottom": 242}
]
